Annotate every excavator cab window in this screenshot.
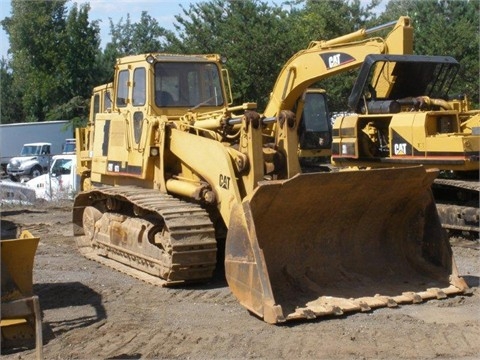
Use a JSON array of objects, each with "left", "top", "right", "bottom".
[
  {"left": 104, "top": 90, "right": 112, "bottom": 111},
  {"left": 92, "top": 94, "right": 100, "bottom": 116},
  {"left": 298, "top": 91, "right": 331, "bottom": 150}
]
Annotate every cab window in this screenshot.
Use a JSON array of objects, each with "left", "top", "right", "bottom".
[
  {"left": 133, "top": 68, "right": 146, "bottom": 106},
  {"left": 117, "top": 70, "right": 129, "bottom": 107}
]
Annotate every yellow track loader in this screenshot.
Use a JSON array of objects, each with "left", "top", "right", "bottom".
[{"left": 73, "top": 17, "right": 469, "bottom": 323}]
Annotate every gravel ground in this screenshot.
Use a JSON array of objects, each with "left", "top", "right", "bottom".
[{"left": 1, "top": 200, "right": 479, "bottom": 360}]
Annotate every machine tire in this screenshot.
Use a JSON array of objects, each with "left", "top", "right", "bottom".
[{"left": 30, "top": 166, "right": 43, "bottom": 178}]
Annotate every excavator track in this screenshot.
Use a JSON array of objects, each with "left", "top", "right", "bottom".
[
  {"left": 433, "top": 178, "right": 480, "bottom": 235},
  {"left": 73, "top": 186, "right": 217, "bottom": 286}
]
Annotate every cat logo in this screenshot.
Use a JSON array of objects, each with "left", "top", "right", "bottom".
[
  {"left": 320, "top": 52, "right": 356, "bottom": 70},
  {"left": 328, "top": 54, "right": 341, "bottom": 68},
  {"left": 219, "top": 174, "right": 231, "bottom": 189},
  {"left": 394, "top": 143, "right": 407, "bottom": 155}
]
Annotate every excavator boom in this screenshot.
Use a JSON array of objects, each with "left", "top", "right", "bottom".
[{"left": 263, "top": 16, "right": 413, "bottom": 118}]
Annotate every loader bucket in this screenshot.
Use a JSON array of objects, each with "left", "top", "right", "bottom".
[
  {"left": 225, "top": 166, "right": 469, "bottom": 324},
  {"left": 1, "top": 231, "right": 43, "bottom": 357}
]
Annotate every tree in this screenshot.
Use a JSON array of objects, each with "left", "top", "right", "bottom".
[
  {"left": 47, "top": 2, "right": 102, "bottom": 127},
  {"left": 62, "top": 4, "right": 101, "bottom": 100},
  {"left": 2, "top": 0, "right": 68, "bottom": 121},
  {"left": 288, "top": 0, "right": 382, "bottom": 45},
  {"left": 0, "top": 58, "right": 24, "bottom": 124},
  {"left": 169, "top": 0, "right": 297, "bottom": 109},
  {"left": 1, "top": 0, "right": 101, "bottom": 124},
  {"left": 101, "top": 11, "right": 174, "bottom": 80}
]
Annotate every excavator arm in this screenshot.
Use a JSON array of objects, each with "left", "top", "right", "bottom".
[{"left": 262, "top": 16, "right": 413, "bottom": 118}]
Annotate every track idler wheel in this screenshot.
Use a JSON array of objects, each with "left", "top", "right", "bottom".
[{"left": 76, "top": 206, "right": 102, "bottom": 251}]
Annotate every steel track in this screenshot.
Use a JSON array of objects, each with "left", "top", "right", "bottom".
[{"left": 73, "top": 186, "right": 217, "bottom": 286}]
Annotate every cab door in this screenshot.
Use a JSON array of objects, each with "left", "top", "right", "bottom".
[
  {"left": 298, "top": 89, "right": 332, "bottom": 158},
  {"left": 124, "top": 66, "right": 148, "bottom": 177}
]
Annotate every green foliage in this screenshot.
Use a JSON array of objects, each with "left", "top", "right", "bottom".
[
  {"left": 169, "top": 0, "right": 297, "bottom": 109},
  {"left": 2, "top": 0, "right": 67, "bottom": 121},
  {"left": 290, "top": 0, "right": 381, "bottom": 44},
  {"left": 1, "top": 0, "right": 478, "bottom": 125},
  {"left": 63, "top": 4, "right": 101, "bottom": 100},
  {"left": 0, "top": 59, "right": 24, "bottom": 124},
  {"left": 1, "top": 0, "right": 100, "bottom": 123}
]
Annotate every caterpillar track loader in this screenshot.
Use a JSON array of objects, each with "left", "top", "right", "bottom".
[
  {"left": 332, "top": 54, "right": 480, "bottom": 236},
  {"left": 73, "top": 17, "right": 469, "bottom": 324}
]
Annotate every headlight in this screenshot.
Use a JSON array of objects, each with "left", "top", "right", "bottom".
[{"left": 150, "top": 147, "right": 159, "bottom": 157}]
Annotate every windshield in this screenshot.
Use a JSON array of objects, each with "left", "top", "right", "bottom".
[
  {"left": 51, "top": 158, "right": 72, "bottom": 175},
  {"left": 303, "top": 93, "right": 329, "bottom": 132},
  {"left": 21, "top": 145, "right": 42, "bottom": 156},
  {"left": 64, "top": 143, "right": 76, "bottom": 153},
  {"left": 154, "top": 62, "right": 224, "bottom": 108}
]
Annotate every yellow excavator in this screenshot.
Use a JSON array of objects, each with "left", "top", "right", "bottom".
[
  {"left": 267, "top": 16, "right": 479, "bottom": 236},
  {"left": 331, "top": 54, "right": 480, "bottom": 236},
  {"left": 73, "top": 17, "right": 469, "bottom": 324}
]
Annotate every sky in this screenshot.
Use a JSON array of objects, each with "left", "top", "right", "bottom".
[{"left": 0, "top": 0, "right": 205, "bottom": 59}]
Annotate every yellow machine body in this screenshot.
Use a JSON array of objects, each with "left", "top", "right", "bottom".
[
  {"left": 73, "top": 18, "right": 469, "bottom": 323},
  {"left": 1, "top": 231, "right": 43, "bottom": 357},
  {"left": 331, "top": 54, "right": 480, "bottom": 234}
]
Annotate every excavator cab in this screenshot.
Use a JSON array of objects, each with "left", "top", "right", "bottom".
[
  {"left": 348, "top": 54, "right": 460, "bottom": 114},
  {"left": 298, "top": 89, "right": 332, "bottom": 153},
  {"left": 332, "top": 54, "right": 479, "bottom": 172}
]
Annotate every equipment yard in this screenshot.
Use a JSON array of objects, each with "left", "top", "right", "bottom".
[{"left": 1, "top": 200, "right": 479, "bottom": 359}]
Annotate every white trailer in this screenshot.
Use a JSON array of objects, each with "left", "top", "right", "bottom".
[{"left": 0, "top": 120, "right": 72, "bottom": 171}]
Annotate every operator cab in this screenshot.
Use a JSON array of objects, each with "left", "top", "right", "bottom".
[
  {"left": 297, "top": 89, "right": 332, "bottom": 166},
  {"left": 349, "top": 54, "right": 459, "bottom": 114}
]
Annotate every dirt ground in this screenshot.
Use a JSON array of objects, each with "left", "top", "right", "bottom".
[{"left": 1, "top": 200, "right": 479, "bottom": 360}]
